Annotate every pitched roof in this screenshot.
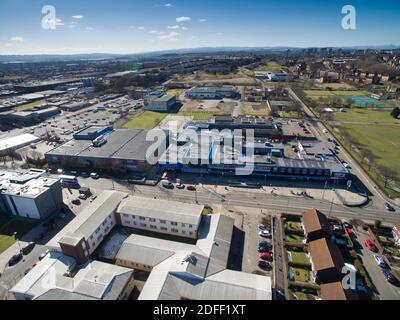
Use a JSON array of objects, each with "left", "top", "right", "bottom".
[
  {"left": 320, "top": 282, "right": 348, "bottom": 300},
  {"left": 309, "top": 238, "right": 344, "bottom": 271},
  {"left": 302, "top": 209, "right": 333, "bottom": 236}
]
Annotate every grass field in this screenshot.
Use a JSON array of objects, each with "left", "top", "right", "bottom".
[
  {"left": 123, "top": 111, "right": 167, "bottom": 129},
  {"left": 18, "top": 99, "right": 46, "bottom": 111},
  {"left": 289, "top": 267, "right": 311, "bottom": 283},
  {"left": 256, "top": 60, "right": 282, "bottom": 72},
  {"left": 178, "top": 111, "right": 230, "bottom": 121},
  {"left": 288, "top": 251, "right": 310, "bottom": 266},
  {"left": 305, "top": 90, "right": 368, "bottom": 97},
  {"left": 166, "top": 89, "right": 184, "bottom": 98},
  {"left": 331, "top": 109, "right": 400, "bottom": 197},
  {"left": 0, "top": 218, "right": 36, "bottom": 254}
]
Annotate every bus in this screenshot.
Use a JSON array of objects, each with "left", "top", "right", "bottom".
[{"left": 59, "top": 175, "right": 78, "bottom": 187}]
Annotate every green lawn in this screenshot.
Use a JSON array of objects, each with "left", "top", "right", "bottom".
[
  {"left": 289, "top": 267, "right": 311, "bottom": 283},
  {"left": 288, "top": 251, "right": 310, "bottom": 265},
  {"left": 19, "top": 99, "right": 46, "bottom": 110},
  {"left": 305, "top": 90, "right": 368, "bottom": 97},
  {"left": 285, "top": 221, "right": 303, "bottom": 233},
  {"left": 0, "top": 218, "right": 36, "bottom": 254},
  {"left": 327, "top": 109, "right": 400, "bottom": 198},
  {"left": 178, "top": 111, "right": 231, "bottom": 121},
  {"left": 123, "top": 112, "right": 166, "bottom": 129},
  {"left": 285, "top": 234, "right": 304, "bottom": 244},
  {"left": 256, "top": 60, "right": 282, "bottom": 72}
]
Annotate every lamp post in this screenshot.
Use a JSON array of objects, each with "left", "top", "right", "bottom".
[{"left": 13, "top": 232, "right": 21, "bottom": 253}]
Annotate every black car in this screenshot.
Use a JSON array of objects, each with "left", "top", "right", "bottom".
[
  {"left": 8, "top": 253, "right": 23, "bottom": 266},
  {"left": 21, "top": 242, "right": 35, "bottom": 255},
  {"left": 258, "top": 260, "right": 272, "bottom": 271},
  {"left": 382, "top": 269, "right": 398, "bottom": 284},
  {"left": 384, "top": 203, "right": 396, "bottom": 212}
]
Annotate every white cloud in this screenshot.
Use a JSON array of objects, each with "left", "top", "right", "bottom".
[
  {"left": 72, "top": 15, "right": 84, "bottom": 19},
  {"left": 181, "top": 26, "right": 189, "bottom": 31},
  {"left": 199, "top": 19, "right": 207, "bottom": 22},
  {"left": 159, "top": 31, "right": 179, "bottom": 40},
  {"left": 176, "top": 16, "right": 191, "bottom": 23},
  {"left": 10, "top": 36, "right": 24, "bottom": 42},
  {"left": 137, "top": 26, "right": 146, "bottom": 30},
  {"left": 167, "top": 25, "right": 180, "bottom": 29},
  {"left": 164, "top": 3, "right": 173, "bottom": 7},
  {"left": 149, "top": 30, "right": 159, "bottom": 34},
  {"left": 86, "top": 27, "right": 95, "bottom": 31}
]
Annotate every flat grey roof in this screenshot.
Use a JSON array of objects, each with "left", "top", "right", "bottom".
[
  {"left": 47, "top": 129, "right": 168, "bottom": 162},
  {"left": 117, "top": 196, "right": 204, "bottom": 226}
]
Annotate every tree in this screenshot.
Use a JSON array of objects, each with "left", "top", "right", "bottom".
[
  {"left": 374, "top": 220, "right": 382, "bottom": 230},
  {"left": 390, "top": 107, "right": 400, "bottom": 119}
]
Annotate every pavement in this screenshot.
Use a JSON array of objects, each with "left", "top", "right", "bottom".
[
  {"left": 272, "top": 216, "right": 286, "bottom": 300},
  {"left": 356, "top": 229, "right": 400, "bottom": 300}
]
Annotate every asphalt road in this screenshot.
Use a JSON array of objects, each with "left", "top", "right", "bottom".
[
  {"left": 75, "top": 176, "right": 400, "bottom": 223},
  {"left": 356, "top": 231, "right": 400, "bottom": 300},
  {"left": 0, "top": 245, "right": 47, "bottom": 300}
]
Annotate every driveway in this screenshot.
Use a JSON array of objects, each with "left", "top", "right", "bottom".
[{"left": 356, "top": 229, "right": 400, "bottom": 300}]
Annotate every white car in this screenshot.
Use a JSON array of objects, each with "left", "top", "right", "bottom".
[
  {"left": 259, "top": 230, "right": 271, "bottom": 238},
  {"left": 374, "top": 255, "right": 387, "bottom": 268},
  {"left": 323, "top": 129, "right": 328, "bottom": 134},
  {"left": 90, "top": 173, "right": 100, "bottom": 179}
]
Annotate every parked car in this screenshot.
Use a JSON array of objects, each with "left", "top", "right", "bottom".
[
  {"left": 79, "top": 194, "right": 88, "bottom": 200},
  {"left": 8, "top": 253, "right": 23, "bottom": 266},
  {"left": 384, "top": 203, "right": 396, "bottom": 212},
  {"left": 176, "top": 184, "right": 185, "bottom": 189},
  {"left": 259, "top": 252, "right": 272, "bottom": 260},
  {"left": 258, "top": 260, "right": 271, "bottom": 270},
  {"left": 365, "top": 239, "right": 378, "bottom": 252},
  {"left": 382, "top": 269, "right": 398, "bottom": 284},
  {"left": 259, "top": 224, "right": 268, "bottom": 231},
  {"left": 89, "top": 195, "right": 98, "bottom": 202},
  {"left": 90, "top": 172, "right": 100, "bottom": 179},
  {"left": 374, "top": 255, "right": 388, "bottom": 268},
  {"left": 258, "top": 246, "right": 270, "bottom": 253},
  {"left": 259, "top": 230, "right": 271, "bottom": 238},
  {"left": 71, "top": 198, "right": 81, "bottom": 205},
  {"left": 186, "top": 185, "right": 196, "bottom": 191},
  {"left": 162, "top": 180, "right": 174, "bottom": 189},
  {"left": 21, "top": 242, "right": 35, "bottom": 255}
]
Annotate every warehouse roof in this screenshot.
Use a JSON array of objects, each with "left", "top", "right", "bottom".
[
  {"left": 46, "top": 128, "right": 168, "bottom": 162},
  {"left": 117, "top": 196, "right": 204, "bottom": 226},
  {"left": 0, "top": 133, "right": 39, "bottom": 153}
]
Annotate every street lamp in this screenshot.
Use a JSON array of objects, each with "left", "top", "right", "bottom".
[{"left": 13, "top": 232, "right": 21, "bottom": 252}]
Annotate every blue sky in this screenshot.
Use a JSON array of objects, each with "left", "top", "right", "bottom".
[{"left": 0, "top": 0, "right": 399, "bottom": 54}]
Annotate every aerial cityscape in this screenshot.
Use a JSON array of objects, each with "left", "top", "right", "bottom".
[{"left": 0, "top": 0, "right": 400, "bottom": 307}]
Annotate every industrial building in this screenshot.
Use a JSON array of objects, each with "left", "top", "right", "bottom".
[
  {"left": 145, "top": 94, "right": 176, "bottom": 112},
  {"left": 23, "top": 190, "right": 271, "bottom": 300},
  {"left": 186, "top": 85, "right": 237, "bottom": 99},
  {"left": 0, "top": 106, "right": 60, "bottom": 126},
  {"left": 0, "top": 169, "right": 63, "bottom": 220},
  {"left": 159, "top": 123, "right": 350, "bottom": 183},
  {"left": 45, "top": 126, "right": 169, "bottom": 174},
  {"left": 0, "top": 133, "right": 40, "bottom": 156}
]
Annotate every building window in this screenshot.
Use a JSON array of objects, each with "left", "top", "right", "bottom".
[
  {"left": 171, "top": 228, "right": 179, "bottom": 233},
  {"left": 150, "top": 225, "right": 157, "bottom": 230},
  {"left": 140, "top": 223, "right": 147, "bottom": 228},
  {"left": 149, "top": 218, "right": 156, "bottom": 223},
  {"left": 182, "top": 223, "right": 186, "bottom": 227},
  {"left": 160, "top": 227, "right": 168, "bottom": 231},
  {"left": 160, "top": 220, "right": 166, "bottom": 224},
  {"left": 188, "top": 225, "right": 193, "bottom": 229},
  {"left": 124, "top": 220, "right": 131, "bottom": 225},
  {"left": 139, "top": 217, "right": 146, "bottom": 221},
  {"left": 171, "top": 222, "right": 178, "bottom": 226},
  {"left": 189, "top": 232, "right": 193, "bottom": 235}
]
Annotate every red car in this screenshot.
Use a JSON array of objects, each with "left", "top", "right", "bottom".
[
  {"left": 186, "top": 185, "right": 196, "bottom": 191},
  {"left": 365, "top": 239, "right": 378, "bottom": 252},
  {"left": 259, "top": 252, "right": 271, "bottom": 260}
]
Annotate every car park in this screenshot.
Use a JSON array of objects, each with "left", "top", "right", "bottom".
[{"left": 21, "top": 242, "right": 35, "bottom": 255}]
